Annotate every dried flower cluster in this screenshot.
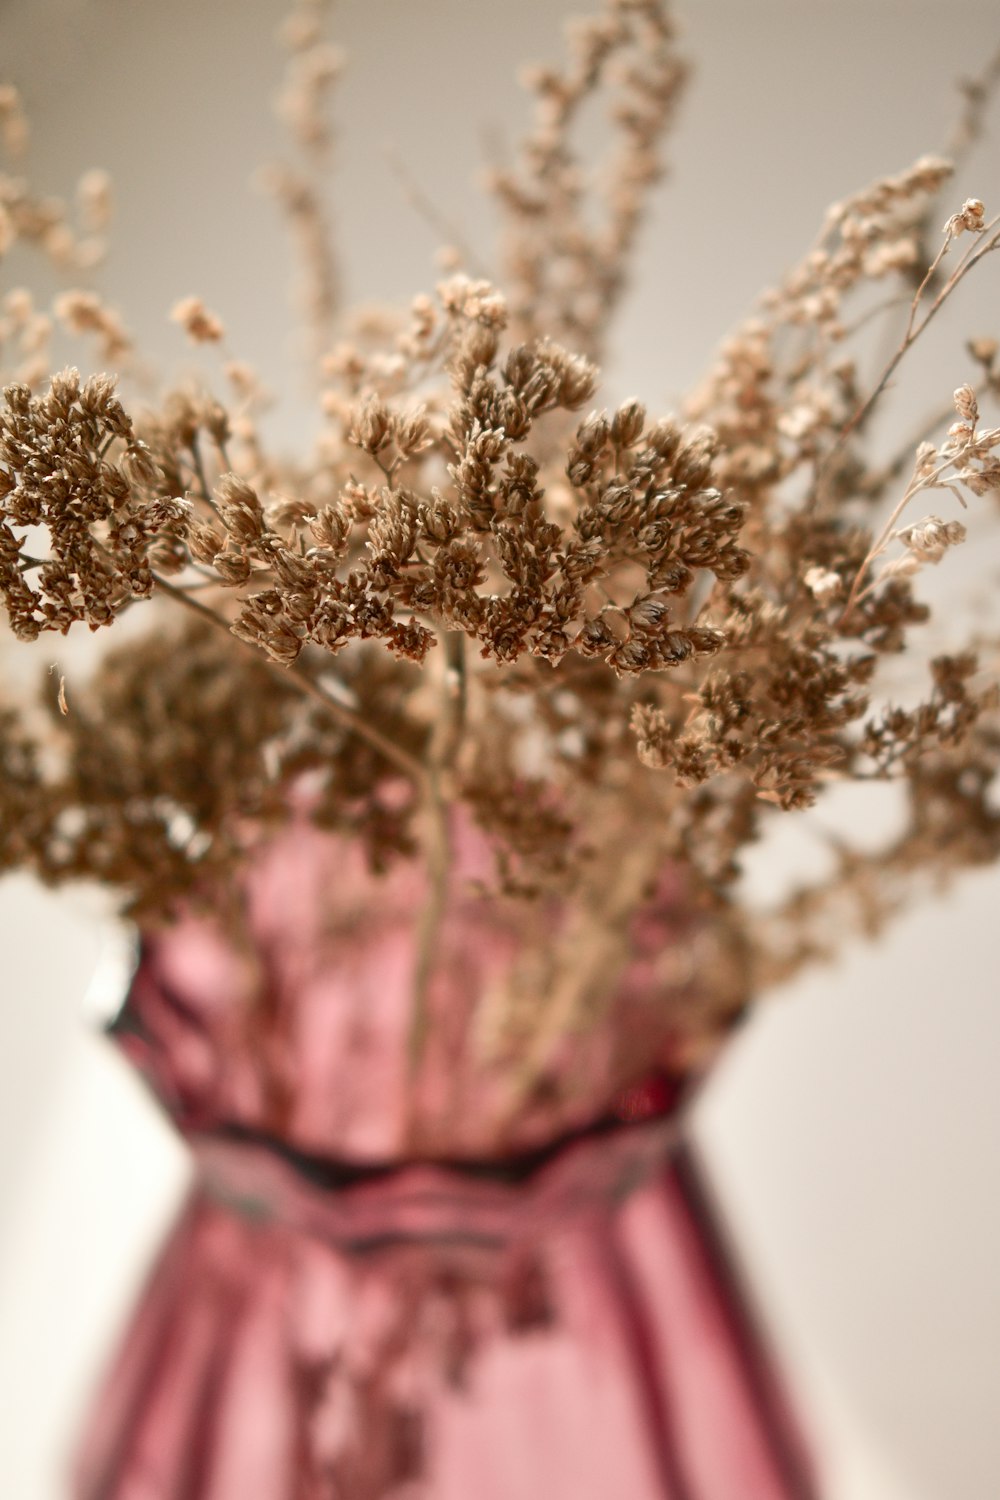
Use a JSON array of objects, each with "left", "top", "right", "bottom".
[{"left": 2, "top": 0, "right": 1000, "bottom": 1073}]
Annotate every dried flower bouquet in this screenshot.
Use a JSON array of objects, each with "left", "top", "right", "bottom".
[
  {"left": 3, "top": 0, "right": 999, "bottom": 1117},
  {"left": 1, "top": 1, "right": 1000, "bottom": 1491}
]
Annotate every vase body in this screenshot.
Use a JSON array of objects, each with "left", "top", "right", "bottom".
[{"left": 74, "top": 813, "right": 816, "bottom": 1499}]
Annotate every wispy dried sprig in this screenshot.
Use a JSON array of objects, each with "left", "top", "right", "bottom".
[
  {"left": 842, "top": 382, "right": 1000, "bottom": 614},
  {"left": 489, "top": 0, "right": 688, "bottom": 360},
  {"left": 262, "top": 0, "right": 342, "bottom": 371}
]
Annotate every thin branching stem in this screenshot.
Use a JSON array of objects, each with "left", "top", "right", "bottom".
[
  {"left": 840, "top": 447, "right": 972, "bottom": 619},
  {"left": 815, "top": 216, "right": 1000, "bottom": 504},
  {"left": 384, "top": 145, "right": 494, "bottom": 283},
  {"left": 150, "top": 572, "right": 426, "bottom": 783},
  {"left": 862, "top": 394, "right": 967, "bottom": 503},
  {"left": 406, "top": 629, "right": 469, "bottom": 1083}
]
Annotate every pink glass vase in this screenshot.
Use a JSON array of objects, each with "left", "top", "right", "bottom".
[{"left": 74, "top": 811, "right": 816, "bottom": 1499}]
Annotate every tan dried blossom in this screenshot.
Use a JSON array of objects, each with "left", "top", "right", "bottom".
[
  {"left": 53, "top": 290, "right": 132, "bottom": 363},
  {"left": 803, "top": 566, "right": 843, "bottom": 606},
  {"left": 896, "top": 514, "right": 967, "bottom": 563},
  {"left": 0, "top": 83, "right": 28, "bottom": 159},
  {"left": 944, "top": 195, "right": 986, "bottom": 235},
  {"left": 170, "top": 295, "right": 225, "bottom": 345}
]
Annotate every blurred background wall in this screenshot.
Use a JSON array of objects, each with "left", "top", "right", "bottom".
[{"left": 0, "top": 1, "right": 998, "bottom": 1495}]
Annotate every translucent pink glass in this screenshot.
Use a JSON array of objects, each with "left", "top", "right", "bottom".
[{"left": 74, "top": 812, "right": 816, "bottom": 1499}]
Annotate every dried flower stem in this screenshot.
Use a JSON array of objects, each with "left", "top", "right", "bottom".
[
  {"left": 503, "top": 829, "right": 665, "bottom": 1120},
  {"left": 864, "top": 393, "right": 970, "bottom": 502},
  {"left": 407, "top": 773, "right": 451, "bottom": 1082},
  {"left": 819, "top": 214, "right": 1000, "bottom": 495},
  {"left": 384, "top": 146, "right": 492, "bottom": 282},
  {"left": 151, "top": 572, "right": 425, "bottom": 783},
  {"left": 840, "top": 452, "right": 965, "bottom": 616},
  {"left": 407, "top": 632, "right": 468, "bottom": 1080},
  {"left": 944, "top": 42, "right": 1000, "bottom": 166}
]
